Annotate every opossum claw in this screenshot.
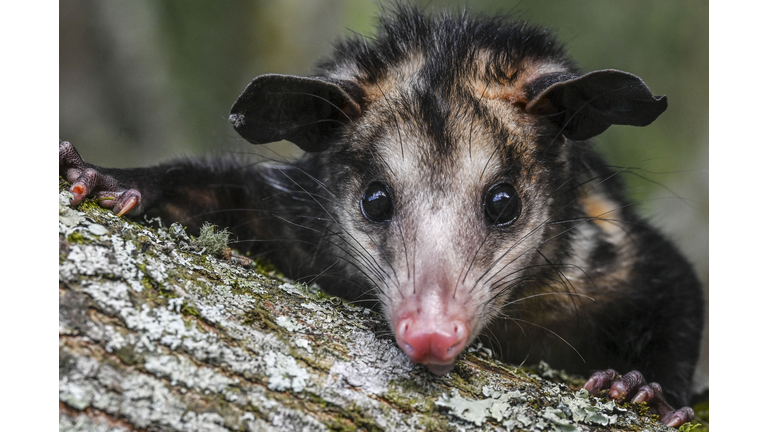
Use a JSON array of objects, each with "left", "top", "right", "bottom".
[
  {"left": 98, "top": 189, "right": 142, "bottom": 217},
  {"left": 59, "top": 140, "right": 143, "bottom": 215},
  {"left": 584, "top": 369, "right": 695, "bottom": 427}
]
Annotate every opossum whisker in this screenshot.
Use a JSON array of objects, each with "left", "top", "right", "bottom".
[
  {"left": 371, "top": 146, "right": 399, "bottom": 181},
  {"left": 508, "top": 317, "right": 586, "bottom": 363},
  {"left": 269, "top": 213, "right": 325, "bottom": 233},
  {"left": 607, "top": 164, "right": 704, "bottom": 210},
  {"left": 466, "top": 78, "right": 493, "bottom": 161},
  {"left": 452, "top": 82, "right": 499, "bottom": 297},
  {"left": 272, "top": 90, "right": 355, "bottom": 123},
  {"left": 283, "top": 180, "right": 400, "bottom": 288},
  {"left": 473, "top": 163, "right": 640, "bottom": 289},
  {"left": 302, "top": 270, "right": 380, "bottom": 303},
  {"left": 540, "top": 89, "right": 632, "bottom": 159},
  {"left": 456, "top": 225, "right": 493, "bottom": 295},
  {"left": 448, "top": 160, "right": 618, "bottom": 301},
  {"left": 478, "top": 327, "right": 506, "bottom": 360},
  {"left": 312, "top": 223, "right": 393, "bottom": 293},
  {"left": 478, "top": 225, "right": 576, "bottom": 292},
  {"left": 411, "top": 246, "right": 418, "bottom": 297},
  {"left": 296, "top": 206, "right": 395, "bottom": 295},
  {"left": 488, "top": 264, "right": 569, "bottom": 295},
  {"left": 231, "top": 192, "right": 389, "bottom": 286},
  {"left": 507, "top": 209, "right": 660, "bottom": 307},
  {"left": 300, "top": 259, "right": 342, "bottom": 287},
  {"left": 544, "top": 201, "right": 636, "bottom": 228},
  {"left": 460, "top": 140, "right": 527, "bottom": 293},
  {"left": 468, "top": 243, "right": 542, "bottom": 300},
  {"left": 481, "top": 216, "right": 591, "bottom": 288},
  {"left": 228, "top": 237, "right": 317, "bottom": 248},
  {"left": 501, "top": 289, "right": 596, "bottom": 307},
  {"left": 543, "top": 165, "right": 616, "bottom": 202},
  {"left": 395, "top": 217, "right": 411, "bottom": 281},
  {"left": 469, "top": 214, "right": 547, "bottom": 291},
  {"left": 354, "top": 56, "right": 407, "bottom": 158},
  {"left": 295, "top": 240, "right": 390, "bottom": 301},
  {"left": 495, "top": 263, "right": 599, "bottom": 304},
  {"left": 268, "top": 162, "right": 401, "bottom": 287},
  {"left": 515, "top": 356, "right": 530, "bottom": 370},
  {"left": 327, "top": 244, "right": 392, "bottom": 296},
  {"left": 320, "top": 228, "right": 391, "bottom": 289},
  {"left": 479, "top": 134, "right": 503, "bottom": 181},
  {"left": 534, "top": 248, "right": 584, "bottom": 314},
  {"left": 489, "top": 193, "right": 658, "bottom": 294}
]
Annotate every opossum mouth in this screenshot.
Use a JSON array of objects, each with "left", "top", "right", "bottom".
[
  {"left": 425, "top": 362, "right": 456, "bottom": 375},
  {"left": 397, "top": 336, "right": 465, "bottom": 376},
  {"left": 394, "top": 309, "right": 470, "bottom": 376}
]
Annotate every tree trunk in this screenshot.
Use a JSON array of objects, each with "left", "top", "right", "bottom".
[{"left": 58, "top": 182, "right": 675, "bottom": 432}]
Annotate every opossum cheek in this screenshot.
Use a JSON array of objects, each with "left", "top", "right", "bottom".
[{"left": 393, "top": 304, "right": 470, "bottom": 375}]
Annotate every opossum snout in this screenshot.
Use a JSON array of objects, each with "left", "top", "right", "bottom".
[{"left": 393, "top": 298, "right": 470, "bottom": 375}]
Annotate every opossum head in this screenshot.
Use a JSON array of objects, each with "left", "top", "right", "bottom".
[{"left": 229, "top": 7, "right": 667, "bottom": 374}]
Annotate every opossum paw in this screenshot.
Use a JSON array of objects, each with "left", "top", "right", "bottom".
[
  {"left": 59, "top": 140, "right": 143, "bottom": 216},
  {"left": 583, "top": 369, "right": 694, "bottom": 428}
]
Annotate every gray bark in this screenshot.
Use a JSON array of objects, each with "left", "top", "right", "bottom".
[{"left": 58, "top": 183, "right": 675, "bottom": 432}]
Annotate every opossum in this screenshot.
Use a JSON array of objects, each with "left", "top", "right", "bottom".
[{"left": 59, "top": 6, "right": 703, "bottom": 427}]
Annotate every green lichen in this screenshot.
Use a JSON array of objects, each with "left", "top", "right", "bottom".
[
  {"left": 693, "top": 399, "right": 709, "bottom": 423},
  {"left": 418, "top": 415, "right": 451, "bottom": 432},
  {"left": 67, "top": 231, "right": 86, "bottom": 244},
  {"left": 384, "top": 385, "right": 423, "bottom": 412},
  {"left": 193, "top": 222, "right": 230, "bottom": 257},
  {"left": 180, "top": 300, "right": 201, "bottom": 317},
  {"left": 295, "top": 282, "right": 340, "bottom": 303},
  {"left": 251, "top": 257, "right": 281, "bottom": 277},
  {"left": 679, "top": 423, "right": 702, "bottom": 432},
  {"left": 343, "top": 403, "right": 386, "bottom": 432},
  {"left": 305, "top": 393, "right": 329, "bottom": 409},
  {"left": 135, "top": 262, "right": 176, "bottom": 303},
  {"left": 633, "top": 400, "right": 651, "bottom": 416},
  {"left": 325, "top": 416, "right": 357, "bottom": 432},
  {"left": 678, "top": 399, "right": 709, "bottom": 432},
  {"left": 112, "top": 345, "right": 145, "bottom": 366},
  {"left": 242, "top": 303, "right": 281, "bottom": 333},
  {"left": 228, "top": 279, "right": 269, "bottom": 297},
  {"left": 317, "top": 402, "right": 386, "bottom": 432}
]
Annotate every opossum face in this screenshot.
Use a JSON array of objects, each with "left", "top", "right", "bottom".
[
  {"left": 229, "top": 11, "right": 668, "bottom": 374},
  {"left": 327, "top": 72, "right": 568, "bottom": 373}
]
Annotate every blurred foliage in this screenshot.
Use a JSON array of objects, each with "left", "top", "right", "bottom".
[
  {"left": 59, "top": 0, "right": 707, "bottom": 276},
  {"left": 59, "top": 1, "right": 707, "bottom": 172}
]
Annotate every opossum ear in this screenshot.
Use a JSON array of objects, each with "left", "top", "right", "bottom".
[
  {"left": 525, "top": 70, "right": 667, "bottom": 141},
  {"left": 229, "top": 74, "right": 363, "bottom": 152}
]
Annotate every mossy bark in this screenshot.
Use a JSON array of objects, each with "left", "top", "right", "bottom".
[{"left": 58, "top": 181, "right": 676, "bottom": 432}]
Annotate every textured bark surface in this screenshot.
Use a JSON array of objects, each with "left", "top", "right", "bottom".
[{"left": 58, "top": 181, "right": 675, "bottom": 432}]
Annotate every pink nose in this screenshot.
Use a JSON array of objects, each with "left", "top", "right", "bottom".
[{"left": 395, "top": 316, "right": 469, "bottom": 374}]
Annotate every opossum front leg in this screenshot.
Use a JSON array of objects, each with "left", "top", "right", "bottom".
[
  {"left": 60, "top": 140, "right": 143, "bottom": 216},
  {"left": 584, "top": 369, "right": 695, "bottom": 427},
  {"left": 59, "top": 139, "right": 263, "bottom": 235}
]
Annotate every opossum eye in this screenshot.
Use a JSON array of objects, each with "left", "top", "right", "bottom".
[
  {"left": 361, "top": 182, "right": 393, "bottom": 222},
  {"left": 484, "top": 183, "right": 522, "bottom": 226}
]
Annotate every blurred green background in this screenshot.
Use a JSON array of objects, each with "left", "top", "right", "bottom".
[{"left": 59, "top": 0, "right": 708, "bottom": 392}]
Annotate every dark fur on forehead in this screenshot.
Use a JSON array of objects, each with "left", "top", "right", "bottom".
[{"left": 315, "top": 4, "right": 578, "bottom": 83}]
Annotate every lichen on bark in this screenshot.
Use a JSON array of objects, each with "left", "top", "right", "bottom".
[{"left": 58, "top": 181, "right": 678, "bottom": 432}]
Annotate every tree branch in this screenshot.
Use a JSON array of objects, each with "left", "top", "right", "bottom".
[{"left": 58, "top": 181, "right": 674, "bottom": 432}]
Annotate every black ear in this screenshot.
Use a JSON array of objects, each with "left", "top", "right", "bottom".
[
  {"left": 229, "top": 74, "right": 363, "bottom": 152},
  {"left": 525, "top": 70, "right": 668, "bottom": 141}
]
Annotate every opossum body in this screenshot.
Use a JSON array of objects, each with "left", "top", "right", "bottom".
[{"left": 60, "top": 6, "right": 703, "bottom": 427}]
